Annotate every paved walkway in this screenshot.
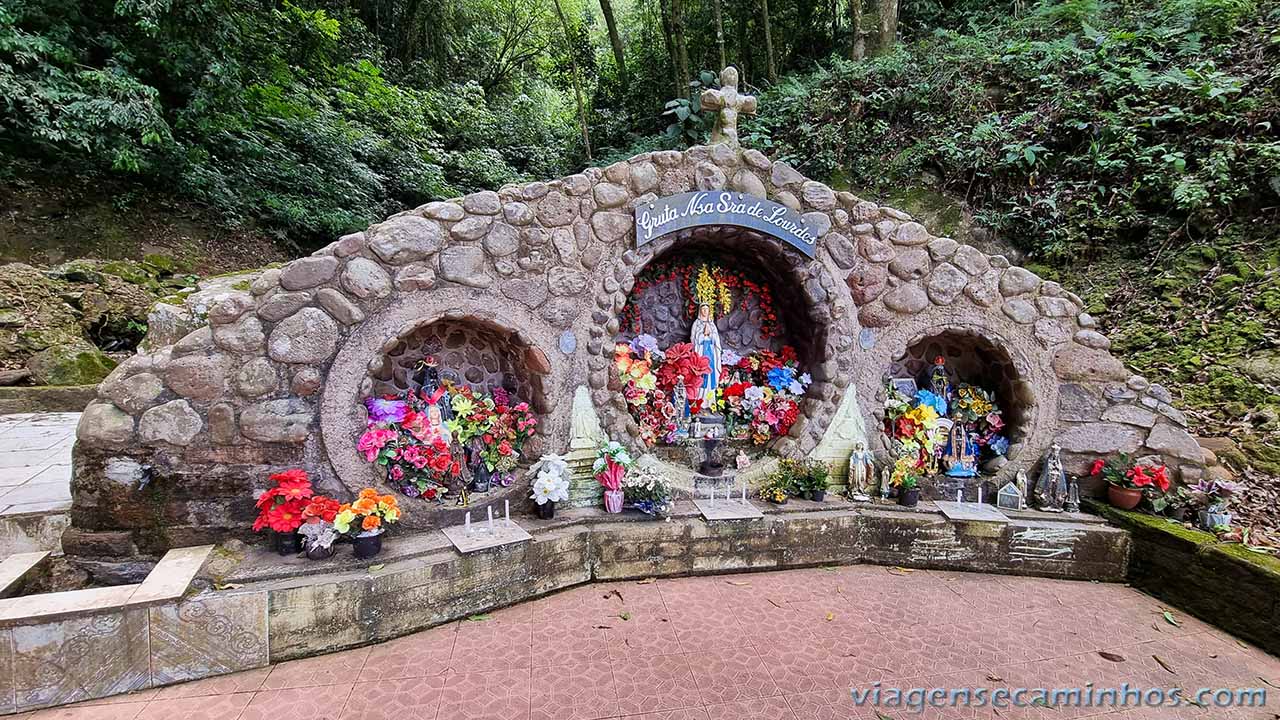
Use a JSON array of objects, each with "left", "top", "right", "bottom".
[
  {"left": 0, "top": 413, "right": 77, "bottom": 516},
  {"left": 19, "top": 566, "right": 1280, "bottom": 719}
]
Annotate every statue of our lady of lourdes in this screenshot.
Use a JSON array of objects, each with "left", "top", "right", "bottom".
[{"left": 691, "top": 302, "right": 722, "bottom": 412}]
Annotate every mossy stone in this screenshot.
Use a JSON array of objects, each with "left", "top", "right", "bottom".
[{"left": 26, "top": 340, "right": 118, "bottom": 385}]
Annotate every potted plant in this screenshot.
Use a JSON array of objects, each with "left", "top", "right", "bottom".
[
  {"left": 1091, "top": 456, "right": 1171, "bottom": 510},
  {"left": 334, "top": 489, "right": 402, "bottom": 559},
  {"left": 594, "top": 441, "right": 632, "bottom": 514},
  {"left": 298, "top": 495, "right": 342, "bottom": 560},
  {"left": 252, "top": 468, "right": 315, "bottom": 555},
  {"left": 892, "top": 457, "right": 922, "bottom": 508},
  {"left": 529, "top": 454, "right": 571, "bottom": 519},
  {"left": 757, "top": 471, "right": 791, "bottom": 505},
  {"left": 1189, "top": 478, "right": 1242, "bottom": 530},
  {"left": 623, "top": 464, "right": 674, "bottom": 518},
  {"left": 800, "top": 459, "right": 831, "bottom": 501}
]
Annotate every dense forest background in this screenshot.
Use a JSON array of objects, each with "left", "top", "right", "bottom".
[{"left": 1, "top": 0, "right": 1277, "bottom": 525}]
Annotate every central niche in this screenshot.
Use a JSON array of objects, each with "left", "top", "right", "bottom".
[{"left": 613, "top": 226, "right": 821, "bottom": 448}]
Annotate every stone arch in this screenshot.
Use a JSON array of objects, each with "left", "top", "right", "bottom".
[
  {"left": 585, "top": 221, "right": 855, "bottom": 457},
  {"left": 68, "top": 141, "right": 1210, "bottom": 565},
  {"left": 318, "top": 291, "right": 566, "bottom": 525}
]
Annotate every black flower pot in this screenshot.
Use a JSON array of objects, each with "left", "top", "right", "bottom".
[
  {"left": 305, "top": 543, "right": 336, "bottom": 561},
  {"left": 353, "top": 533, "right": 383, "bottom": 560},
  {"left": 537, "top": 501, "right": 556, "bottom": 519},
  {"left": 274, "top": 530, "right": 302, "bottom": 556},
  {"left": 898, "top": 488, "right": 921, "bottom": 508},
  {"left": 810, "top": 490, "right": 826, "bottom": 502}
]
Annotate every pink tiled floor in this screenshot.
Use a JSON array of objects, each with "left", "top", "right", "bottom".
[{"left": 22, "top": 566, "right": 1280, "bottom": 719}]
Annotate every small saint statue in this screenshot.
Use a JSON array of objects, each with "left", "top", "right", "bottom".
[
  {"left": 847, "top": 442, "right": 875, "bottom": 501},
  {"left": 413, "top": 356, "right": 452, "bottom": 422},
  {"left": 929, "top": 355, "right": 952, "bottom": 404},
  {"left": 700, "top": 66, "right": 757, "bottom": 146},
  {"left": 1033, "top": 443, "right": 1068, "bottom": 512},
  {"left": 691, "top": 303, "right": 722, "bottom": 411},
  {"left": 1015, "top": 469, "right": 1029, "bottom": 505},
  {"left": 879, "top": 466, "right": 892, "bottom": 500},
  {"left": 942, "top": 415, "right": 978, "bottom": 478},
  {"left": 1064, "top": 475, "right": 1081, "bottom": 513},
  {"left": 673, "top": 373, "right": 689, "bottom": 437}
]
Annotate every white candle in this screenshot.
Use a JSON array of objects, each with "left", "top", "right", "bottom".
[
  {"left": 465, "top": 511, "right": 472, "bottom": 535},
  {"left": 741, "top": 483, "right": 747, "bottom": 501},
  {"left": 977, "top": 486, "right": 984, "bottom": 505},
  {"left": 487, "top": 505, "right": 494, "bottom": 531},
  {"left": 505, "top": 499, "right": 510, "bottom": 523},
  {"left": 956, "top": 489, "right": 962, "bottom": 503}
]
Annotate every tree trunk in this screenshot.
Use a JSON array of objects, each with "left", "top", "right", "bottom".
[
  {"left": 759, "top": 0, "right": 777, "bottom": 84},
  {"left": 551, "top": 0, "right": 592, "bottom": 161},
  {"left": 658, "top": 0, "right": 682, "bottom": 96},
  {"left": 850, "top": 0, "right": 866, "bottom": 60},
  {"left": 670, "top": 0, "right": 691, "bottom": 91},
  {"left": 711, "top": 0, "right": 727, "bottom": 69},
  {"left": 878, "top": 0, "right": 899, "bottom": 53},
  {"left": 599, "top": 0, "right": 627, "bottom": 83}
]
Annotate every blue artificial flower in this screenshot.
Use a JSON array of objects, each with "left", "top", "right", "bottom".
[
  {"left": 914, "top": 389, "right": 948, "bottom": 416},
  {"left": 767, "top": 366, "right": 796, "bottom": 392},
  {"left": 630, "top": 334, "right": 661, "bottom": 356},
  {"left": 988, "top": 435, "right": 1010, "bottom": 455}
]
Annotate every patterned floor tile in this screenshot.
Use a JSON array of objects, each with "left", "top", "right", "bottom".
[
  {"left": 239, "top": 684, "right": 353, "bottom": 720},
  {"left": 436, "top": 669, "right": 531, "bottom": 720},
  {"left": 134, "top": 692, "right": 252, "bottom": 720},
  {"left": 610, "top": 653, "right": 700, "bottom": 716},
  {"left": 341, "top": 676, "right": 446, "bottom": 720},
  {"left": 359, "top": 629, "right": 457, "bottom": 681},
  {"left": 261, "top": 649, "right": 370, "bottom": 690},
  {"left": 686, "top": 646, "right": 778, "bottom": 705},
  {"left": 528, "top": 662, "right": 617, "bottom": 720},
  {"left": 153, "top": 669, "right": 270, "bottom": 699},
  {"left": 702, "top": 696, "right": 795, "bottom": 720}
]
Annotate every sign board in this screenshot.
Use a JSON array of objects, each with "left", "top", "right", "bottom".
[{"left": 634, "top": 191, "right": 819, "bottom": 258}]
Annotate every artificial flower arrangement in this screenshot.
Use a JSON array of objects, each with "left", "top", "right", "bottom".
[
  {"left": 757, "top": 469, "right": 793, "bottom": 504},
  {"left": 297, "top": 495, "right": 342, "bottom": 559},
  {"left": 621, "top": 463, "right": 674, "bottom": 517},
  {"left": 1189, "top": 478, "right": 1243, "bottom": 530},
  {"left": 883, "top": 380, "right": 1009, "bottom": 476},
  {"left": 529, "top": 454, "right": 572, "bottom": 519},
  {"left": 332, "top": 488, "right": 401, "bottom": 559},
  {"left": 614, "top": 335, "right": 810, "bottom": 447},
  {"left": 717, "top": 347, "right": 810, "bottom": 444},
  {"left": 594, "top": 441, "right": 633, "bottom": 513},
  {"left": 252, "top": 469, "right": 351, "bottom": 557},
  {"left": 357, "top": 378, "right": 536, "bottom": 501},
  {"left": 1091, "top": 454, "right": 1171, "bottom": 510}
]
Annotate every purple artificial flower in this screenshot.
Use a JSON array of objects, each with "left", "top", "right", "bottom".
[
  {"left": 364, "top": 396, "right": 408, "bottom": 425},
  {"left": 630, "top": 334, "right": 662, "bottom": 357}
]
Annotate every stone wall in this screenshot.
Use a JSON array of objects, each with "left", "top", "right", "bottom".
[{"left": 69, "top": 143, "right": 1208, "bottom": 566}]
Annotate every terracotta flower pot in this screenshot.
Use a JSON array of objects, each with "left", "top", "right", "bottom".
[
  {"left": 537, "top": 501, "right": 556, "bottom": 519},
  {"left": 1108, "top": 485, "right": 1143, "bottom": 510},
  {"left": 603, "top": 489, "right": 624, "bottom": 513}
]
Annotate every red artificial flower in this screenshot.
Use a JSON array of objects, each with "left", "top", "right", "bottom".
[
  {"left": 1126, "top": 466, "right": 1152, "bottom": 487},
  {"left": 424, "top": 487, "right": 437, "bottom": 499},
  {"left": 1152, "top": 465, "right": 1171, "bottom": 492},
  {"left": 270, "top": 468, "right": 309, "bottom": 486},
  {"left": 267, "top": 498, "right": 308, "bottom": 532},
  {"left": 1090, "top": 459, "right": 1106, "bottom": 476},
  {"left": 428, "top": 451, "right": 451, "bottom": 474}
]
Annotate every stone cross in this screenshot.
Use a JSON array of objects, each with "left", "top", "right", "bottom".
[{"left": 701, "top": 67, "right": 757, "bottom": 146}]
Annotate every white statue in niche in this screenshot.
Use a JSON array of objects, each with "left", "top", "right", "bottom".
[
  {"left": 847, "top": 442, "right": 875, "bottom": 501},
  {"left": 691, "top": 302, "right": 722, "bottom": 411}
]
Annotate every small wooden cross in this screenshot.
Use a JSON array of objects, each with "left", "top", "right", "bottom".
[{"left": 701, "top": 67, "right": 757, "bottom": 146}]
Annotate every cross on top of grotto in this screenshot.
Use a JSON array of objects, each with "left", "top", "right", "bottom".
[{"left": 701, "top": 67, "right": 758, "bottom": 147}]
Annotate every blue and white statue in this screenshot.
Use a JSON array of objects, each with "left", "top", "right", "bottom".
[
  {"left": 942, "top": 415, "right": 979, "bottom": 477},
  {"left": 691, "top": 302, "right": 721, "bottom": 411}
]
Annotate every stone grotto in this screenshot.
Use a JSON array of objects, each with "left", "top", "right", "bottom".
[{"left": 67, "top": 139, "right": 1209, "bottom": 571}]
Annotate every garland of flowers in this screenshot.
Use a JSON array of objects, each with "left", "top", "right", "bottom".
[{"left": 620, "top": 259, "right": 780, "bottom": 339}]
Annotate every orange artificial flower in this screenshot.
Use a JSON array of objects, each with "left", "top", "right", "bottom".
[
  {"left": 358, "top": 488, "right": 378, "bottom": 500},
  {"left": 362, "top": 515, "right": 381, "bottom": 531},
  {"left": 353, "top": 497, "right": 377, "bottom": 514}
]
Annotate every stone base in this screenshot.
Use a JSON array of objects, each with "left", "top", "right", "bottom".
[
  {"left": 923, "top": 474, "right": 993, "bottom": 502},
  {"left": 693, "top": 497, "right": 764, "bottom": 521},
  {"left": 441, "top": 519, "right": 532, "bottom": 553}
]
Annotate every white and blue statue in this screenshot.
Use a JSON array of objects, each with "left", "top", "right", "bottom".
[
  {"left": 691, "top": 302, "right": 722, "bottom": 412},
  {"left": 942, "top": 415, "right": 979, "bottom": 477}
]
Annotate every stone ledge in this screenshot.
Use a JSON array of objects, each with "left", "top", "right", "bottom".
[
  {"left": 0, "top": 385, "right": 96, "bottom": 414},
  {"left": 0, "top": 545, "right": 212, "bottom": 627},
  {"left": 0, "top": 552, "right": 49, "bottom": 599},
  {"left": 1088, "top": 500, "right": 1280, "bottom": 656}
]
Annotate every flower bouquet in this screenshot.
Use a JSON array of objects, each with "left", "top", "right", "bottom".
[
  {"left": 1091, "top": 455, "right": 1170, "bottom": 510},
  {"left": 253, "top": 468, "right": 315, "bottom": 556},
  {"left": 622, "top": 463, "right": 674, "bottom": 518},
  {"left": 298, "top": 495, "right": 342, "bottom": 560},
  {"left": 593, "top": 441, "right": 632, "bottom": 513},
  {"left": 891, "top": 457, "right": 923, "bottom": 507},
  {"left": 334, "top": 488, "right": 401, "bottom": 559},
  {"left": 360, "top": 393, "right": 460, "bottom": 501},
  {"left": 1189, "top": 478, "right": 1243, "bottom": 530},
  {"left": 529, "top": 454, "right": 571, "bottom": 519}
]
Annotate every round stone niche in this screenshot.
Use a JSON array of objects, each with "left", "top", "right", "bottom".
[
  {"left": 364, "top": 318, "right": 548, "bottom": 413},
  {"left": 617, "top": 225, "right": 826, "bottom": 368},
  {"left": 888, "top": 328, "right": 1033, "bottom": 451}
]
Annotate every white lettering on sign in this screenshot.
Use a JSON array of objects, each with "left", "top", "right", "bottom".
[{"left": 634, "top": 191, "right": 819, "bottom": 257}]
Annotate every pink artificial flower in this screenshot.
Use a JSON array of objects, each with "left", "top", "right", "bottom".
[{"left": 358, "top": 428, "right": 398, "bottom": 462}]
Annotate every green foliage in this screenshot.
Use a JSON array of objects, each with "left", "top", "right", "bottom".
[
  {"left": 748, "top": 0, "right": 1280, "bottom": 264},
  {"left": 0, "top": 0, "right": 579, "bottom": 246},
  {"left": 662, "top": 70, "right": 719, "bottom": 145}
]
